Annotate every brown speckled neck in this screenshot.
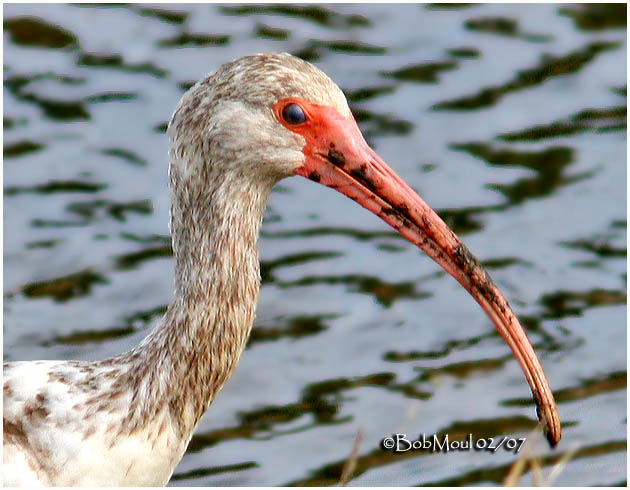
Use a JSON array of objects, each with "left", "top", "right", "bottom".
[
  {"left": 115, "top": 174, "right": 273, "bottom": 440},
  {"left": 85, "top": 52, "right": 340, "bottom": 445}
]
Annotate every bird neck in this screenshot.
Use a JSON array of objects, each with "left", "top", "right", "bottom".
[{"left": 126, "top": 176, "right": 273, "bottom": 441}]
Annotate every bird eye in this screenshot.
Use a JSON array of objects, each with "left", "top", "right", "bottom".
[{"left": 281, "top": 103, "right": 307, "bottom": 125}]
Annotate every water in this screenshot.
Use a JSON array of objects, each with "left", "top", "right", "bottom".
[{"left": 3, "top": 3, "right": 626, "bottom": 486}]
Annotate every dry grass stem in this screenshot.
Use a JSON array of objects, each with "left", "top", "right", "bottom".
[{"left": 339, "top": 428, "right": 363, "bottom": 486}]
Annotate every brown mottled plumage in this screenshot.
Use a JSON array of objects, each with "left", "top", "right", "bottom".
[
  {"left": 2, "top": 53, "right": 354, "bottom": 487},
  {"left": 3, "top": 53, "right": 560, "bottom": 487}
]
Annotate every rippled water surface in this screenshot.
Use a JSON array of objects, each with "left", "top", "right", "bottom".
[{"left": 3, "top": 3, "right": 626, "bottom": 486}]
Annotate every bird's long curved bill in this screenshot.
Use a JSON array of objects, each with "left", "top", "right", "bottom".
[{"left": 296, "top": 110, "right": 561, "bottom": 447}]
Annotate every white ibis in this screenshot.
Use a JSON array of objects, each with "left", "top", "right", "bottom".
[{"left": 3, "top": 53, "right": 560, "bottom": 486}]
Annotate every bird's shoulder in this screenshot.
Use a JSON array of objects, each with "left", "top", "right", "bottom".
[
  {"left": 4, "top": 359, "right": 132, "bottom": 425},
  {"left": 2, "top": 360, "right": 146, "bottom": 485}
]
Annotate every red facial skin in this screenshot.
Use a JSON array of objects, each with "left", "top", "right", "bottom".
[{"left": 274, "top": 98, "right": 561, "bottom": 447}]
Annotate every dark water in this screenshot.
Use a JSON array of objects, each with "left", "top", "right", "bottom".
[{"left": 3, "top": 3, "right": 626, "bottom": 486}]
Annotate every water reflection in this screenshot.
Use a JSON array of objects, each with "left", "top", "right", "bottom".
[
  {"left": 77, "top": 53, "right": 169, "bottom": 78},
  {"left": 4, "top": 16, "right": 77, "bottom": 48},
  {"left": 558, "top": 4, "right": 627, "bottom": 31},
  {"left": 499, "top": 101, "right": 627, "bottom": 141},
  {"left": 420, "top": 440, "right": 626, "bottom": 486},
  {"left": 5, "top": 72, "right": 89, "bottom": 120},
  {"left": 218, "top": 4, "right": 371, "bottom": 28},
  {"left": 4, "top": 180, "right": 104, "bottom": 196},
  {"left": 19, "top": 269, "right": 107, "bottom": 302},
  {"left": 433, "top": 42, "right": 620, "bottom": 110},
  {"left": 451, "top": 143, "right": 586, "bottom": 204},
  {"left": 383, "top": 60, "right": 458, "bottom": 84},
  {"left": 157, "top": 33, "right": 230, "bottom": 48},
  {"left": 286, "top": 416, "right": 547, "bottom": 486},
  {"left": 464, "top": 16, "right": 553, "bottom": 42}
]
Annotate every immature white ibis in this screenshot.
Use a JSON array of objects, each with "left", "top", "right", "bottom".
[{"left": 3, "top": 53, "right": 560, "bottom": 486}]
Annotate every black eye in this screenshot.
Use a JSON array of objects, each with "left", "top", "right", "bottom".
[{"left": 281, "top": 103, "right": 307, "bottom": 125}]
